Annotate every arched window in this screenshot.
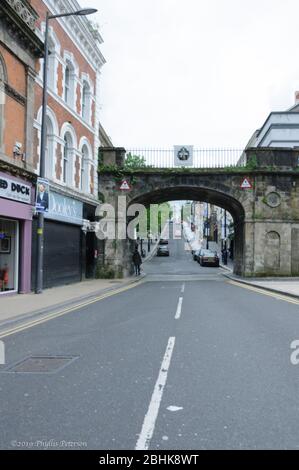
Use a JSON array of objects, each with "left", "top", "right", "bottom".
[
  {"left": 82, "top": 81, "right": 91, "bottom": 122},
  {"left": 81, "top": 144, "right": 89, "bottom": 192},
  {"left": 47, "top": 36, "right": 56, "bottom": 91},
  {"left": 64, "top": 56, "right": 77, "bottom": 108},
  {"left": 64, "top": 62, "right": 71, "bottom": 104},
  {"left": 63, "top": 132, "right": 73, "bottom": 184},
  {"left": 0, "top": 54, "right": 6, "bottom": 82},
  {"left": 45, "top": 116, "right": 54, "bottom": 177}
]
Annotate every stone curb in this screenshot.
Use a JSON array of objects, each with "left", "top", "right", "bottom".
[
  {"left": 0, "top": 275, "right": 146, "bottom": 333},
  {"left": 223, "top": 272, "right": 299, "bottom": 300},
  {"left": 219, "top": 263, "right": 233, "bottom": 272}
]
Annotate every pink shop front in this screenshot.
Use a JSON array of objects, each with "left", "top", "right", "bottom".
[{"left": 0, "top": 170, "right": 34, "bottom": 295}]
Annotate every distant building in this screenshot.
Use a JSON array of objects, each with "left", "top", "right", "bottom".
[
  {"left": 99, "top": 123, "right": 113, "bottom": 148},
  {"left": 245, "top": 92, "right": 299, "bottom": 149}
]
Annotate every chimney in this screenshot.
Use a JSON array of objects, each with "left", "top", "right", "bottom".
[{"left": 295, "top": 91, "right": 299, "bottom": 105}]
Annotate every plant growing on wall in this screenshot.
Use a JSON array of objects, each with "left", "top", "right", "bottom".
[{"left": 124, "top": 153, "right": 147, "bottom": 169}]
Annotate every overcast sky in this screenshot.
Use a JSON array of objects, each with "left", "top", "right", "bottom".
[{"left": 81, "top": 0, "right": 299, "bottom": 148}]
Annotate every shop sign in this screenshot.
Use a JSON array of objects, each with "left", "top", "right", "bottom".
[
  {"left": 0, "top": 175, "right": 31, "bottom": 204},
  {"left": 46, "top": 191, "right": 83, "bottom": 226}
]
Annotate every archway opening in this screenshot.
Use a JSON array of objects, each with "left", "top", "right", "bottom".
[{"left": 128, "top": 186, "right": 245, "bottom": 276}]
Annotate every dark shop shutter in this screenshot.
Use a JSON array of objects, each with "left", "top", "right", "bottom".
[{"left": 43, "top": 221, "right": 82, "bottom": 288}]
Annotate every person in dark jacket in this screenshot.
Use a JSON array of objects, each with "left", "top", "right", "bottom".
[{"left": 132, "top": 248, "right": 142, "bottom": 276}]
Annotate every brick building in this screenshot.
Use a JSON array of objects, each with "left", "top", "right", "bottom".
[
  {"left": 0, "top": 0, "right": 43, "bottom": 295},
  {"left": 28, "top": 0, "right": 106, "bottom": 288}
]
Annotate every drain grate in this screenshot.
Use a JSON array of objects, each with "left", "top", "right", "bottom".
[{"left": 4, "top": 355, "right": 79, "bottom": 374}]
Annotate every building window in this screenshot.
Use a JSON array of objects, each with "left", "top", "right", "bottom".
[
  {"left": 0, "top": 218, "right": 19, "bottom": 294},
  {"left": 47, "top": 36, "right": 56, "bottom": 91},
  {"left": 82, "top": 81, "right": 91, "bottom": 122},
  {"left": 81, "top": 144, "right": 89, "bottom": 192},
  {"left": 64, "top": 64, "right": 71, "bottom": 104},
  {"left": 45, "top": 116, "right": 54, "bottom": 178},
  {"left": 63, "top": 133, "right": 72, "bottom": 184}
]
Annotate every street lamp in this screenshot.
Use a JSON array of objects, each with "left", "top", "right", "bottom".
[
  {"left": 206, "top": 203, "right": 209, "bottom": 250},
  {"left": 35, "top": 7, "right": 98, "bottom": 294}
]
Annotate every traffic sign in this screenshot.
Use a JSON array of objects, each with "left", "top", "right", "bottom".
[{"left": 240, "top": 177, "right": 252, "bottom": 189}]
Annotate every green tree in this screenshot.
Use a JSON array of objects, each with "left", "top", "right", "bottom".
[{"left": 124, "top": 152, "right": 147, "bottom": 169}]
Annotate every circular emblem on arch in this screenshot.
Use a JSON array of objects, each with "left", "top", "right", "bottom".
[
  {"left": 265, "top": 192, "right": 281, "bottom": 208},
  {"left": 177, "top": 147, "right": 190, "bottom": 161}
]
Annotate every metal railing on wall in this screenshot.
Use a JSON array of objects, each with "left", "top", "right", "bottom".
[{"left": 126, "top": 148, "right": 245, "bottom": 168}]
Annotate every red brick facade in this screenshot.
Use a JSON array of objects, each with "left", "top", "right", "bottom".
[
  {"left": 31, "top": 0, "right": 99, "bottom": 194},
  {"left": 0, "top": 43, "right": 27, "bottom": 159}
]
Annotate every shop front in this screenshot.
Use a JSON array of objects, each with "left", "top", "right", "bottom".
[
  {"left": 32, "top": 190, "right": 84, "bottom": 290},
  {"left": 0, "top": 171, "right": 34, "bottom": 295}
]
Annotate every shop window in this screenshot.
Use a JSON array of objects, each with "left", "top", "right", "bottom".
[{"left": 0, "top": 219, "right": 19, "bottom": 294}]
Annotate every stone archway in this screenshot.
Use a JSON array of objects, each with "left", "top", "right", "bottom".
[
  {"left": 128, "top": 186, "right": 246, "bottom": 276},
  {"left": 97, "top": 147, "right": 299, "bottom": 279}
]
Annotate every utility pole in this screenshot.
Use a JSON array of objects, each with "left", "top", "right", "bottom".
[
  {"left": 223, "top": 210, "right": 228, "bottom": 265},
  {"left": 206, "top": 203, "right": 209, "bottom": 250}
]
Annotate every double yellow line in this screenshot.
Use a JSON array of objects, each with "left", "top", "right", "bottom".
[
  {"left": 227, "top": 280, "right": 299, "bottom": 306},
  {"left": 0, "top": 282, "right": 142, "bottom": 340}
]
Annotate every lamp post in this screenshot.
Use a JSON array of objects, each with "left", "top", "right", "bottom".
[
  {"left": 35, "top": 8, "right": 98, "bottom": 294},
  {"left": 206, "top": 203, "right": 209, "bottom": 250},
  {"left": 223, "top": 209, "right": 228, "bottom": 265}
]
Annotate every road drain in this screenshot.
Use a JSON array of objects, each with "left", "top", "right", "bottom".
[{"left": 3, "top": 355, "right": 79, "bottom": 374}]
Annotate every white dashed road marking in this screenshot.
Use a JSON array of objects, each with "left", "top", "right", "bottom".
[{"left": 135, "top": 337, "right": 176, "bottom": 450}]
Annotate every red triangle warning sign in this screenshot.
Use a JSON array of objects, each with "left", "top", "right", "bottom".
[
  {"left": 120, "top": 180, "right": 131, "bottom": 191},
  {"left": 240, "top": 177, "right": 252, "bottom": 189}
]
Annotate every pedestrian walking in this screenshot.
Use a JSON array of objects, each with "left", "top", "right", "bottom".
[{"left": 132, "top": 248, "right": 142, "bottom": 276}]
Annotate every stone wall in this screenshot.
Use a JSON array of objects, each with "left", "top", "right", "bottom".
[{"left": 97, "top": 147, "right": 299, "bottom": 278}]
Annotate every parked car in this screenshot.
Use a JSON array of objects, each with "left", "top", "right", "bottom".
[
  {"left": 193, "top": 249, "right": 201, "bottom": 261},
  {"left": 198, "top": 249, "right": 220, "bottom": 267},
  {"left": 159, "top": 239, "right": 169, "bottom": 245},
  {"left": 157, "top": 246, "right": 170, "bottom": 257}
]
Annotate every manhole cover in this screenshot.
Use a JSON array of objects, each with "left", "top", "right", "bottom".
[{"left": 4, "top": 356, "right": 79, "bottom": 374}]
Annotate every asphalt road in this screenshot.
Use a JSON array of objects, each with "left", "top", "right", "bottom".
[{"left": 1, "top": 235, "right": 299, "bottom": 450}]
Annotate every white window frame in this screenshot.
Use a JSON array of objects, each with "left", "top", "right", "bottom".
[{"left": 63, "top": 52, "right": 78, "bottom": 109}]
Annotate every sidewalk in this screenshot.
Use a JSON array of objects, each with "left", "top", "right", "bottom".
[
  {"left": 206, "top": 241, "right": 299, "bottom": 299},
  {"left": 225, "top": 273, "right": 299, "bottom": 300},
  {"left": 0, "top": 235, "right": 162, "bottom": 329},
  {"left": 0, "top": 276, "right": 144, "bottom": 328}
]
